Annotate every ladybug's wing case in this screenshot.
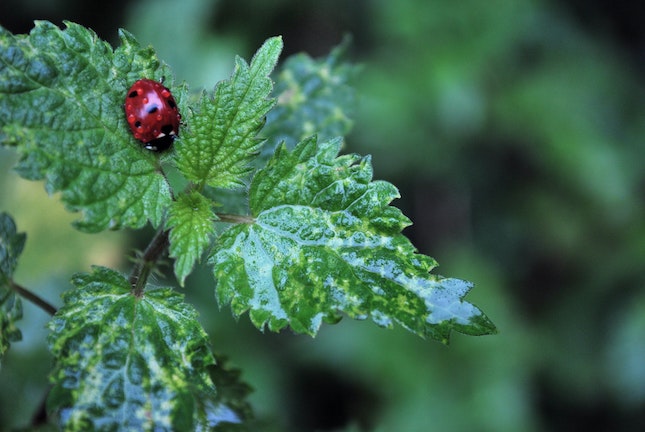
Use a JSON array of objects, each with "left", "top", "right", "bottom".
[{"left": 124, "top": 79, "right": 181, "bottom": 151}]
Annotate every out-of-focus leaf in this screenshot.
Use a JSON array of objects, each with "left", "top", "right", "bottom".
[{"left": 260, "top": 37, "right": 357, "bottom": 163}]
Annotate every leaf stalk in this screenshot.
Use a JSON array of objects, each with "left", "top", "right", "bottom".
[
  {"left": 10, "top": 281, "right": 57, "bottom": 315},
  {"left": 215, "top": 213, "right": 255, "bottom": 224},
  {"left": 129, "top": 228, "right": 169, "bottom": 297}
]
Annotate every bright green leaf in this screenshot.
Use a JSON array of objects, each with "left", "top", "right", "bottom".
[
  {"left": 167, "top": 191, "right": 218, "bottom": 286},
  {"left": 0, "top": 21, "right": 174, "bottom": 232},
  {"left": 47, "top": 266, "right": 248, "bottom": 430},
  {"left": 212, "top": 137, "right": 496, "bottom": 342},
  {"left": 260, "top": 36, "right": 357, "bottom": 162},
  {"left": 175, "top": 36, "right": 282, "bottom": 189},
  {"left": 0, "top": 212, "right": 25, "bottom": 362}
]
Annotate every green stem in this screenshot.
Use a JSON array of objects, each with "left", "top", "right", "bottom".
[
  {"left": 11, "top": 281, "right": 57, "bottom": 315},
  {"left": 129, "top": 228, "right": 169, "bottom": 297},
  {"left": 215, "top": 213, "right": 255, "bottom": 224}
]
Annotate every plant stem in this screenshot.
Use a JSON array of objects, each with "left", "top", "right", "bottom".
[
  {"left": 126, "top": 212, "right": 250, "bottom": 296},
  {"left": 215, "top": 213, "right": 255, "bottom": 224},
  {"left": 11, "top": 281, "right": 57, "bottom": 315},
  {"left": 129, "top": 228, "right": 169, "bottom": 297}
]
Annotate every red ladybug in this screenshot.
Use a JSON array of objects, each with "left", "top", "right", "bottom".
[{"left": 124, "top": 78, "right": 181, "bottom": 151}]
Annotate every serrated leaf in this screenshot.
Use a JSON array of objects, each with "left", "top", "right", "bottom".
[
  {"left": 0, "top": 289, "right": 22, "bottom": 363},
  {"left": 0, "top": 212, "right": 26, "bottom": 283},
  {"left": 260, "top": 36, "right": 357, "bottom": 162},
  {"left": 212, "top": 138, "right": 496, "bottom": 342},
  {"left": 0, "top": 21, "right": 174, "bottom": 232},
  {"left": 47, "top": 266, "right": 249, "bottom": 430},
  {"left": 167, "top": 191, "right": 218, "bottom": 286},
  {"left": 0, "top": 212, "right": 25, "bottom": 362},
  {"left": 175, "top": 36, "right": 282, "bottom": 189}
]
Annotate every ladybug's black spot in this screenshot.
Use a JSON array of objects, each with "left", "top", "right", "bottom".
[
  {"left": 147, "top": 105, "right": 159, "bottom": 114},
  {"left": 144, "top": 134, "right": 175, "bottom": 152},
  {"left": 134, "top": 121, "right": 142, "bottom": 128},
  {"left": 128, "top": 90, "right": 138, "bottom": 98},
  {"left": 160, "top": 124, "right": 174, "bottom": 135},
  {"left": 167, "top": 99, "right": 177, "bottom": 109}
]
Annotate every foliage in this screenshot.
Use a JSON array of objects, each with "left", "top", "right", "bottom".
[
  {"left": 0, "top": 22, "right": 173, "bottom": 232},
  {"left": 47, "top": 267, "right": 244, "bottom": 431},
  {"left": 260, "top": 35, "right": 357, "bottom": 160},
  {"left": 0, "top": 19, "right": 495, "bottom": 429},
  {"left": 0, "top": 212, "right": 25, "bottom": 363},
  {"left": 214, "top": 136, "right": 493, "bottom": 340}
]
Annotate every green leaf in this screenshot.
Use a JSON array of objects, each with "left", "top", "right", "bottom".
[
  {"left": 208, "top": 355, "right": 254, "bottom": 430},
  {"left": 167, "top": 191, "right": 218, "bottom": 286},
  {"left": 211, "top": 137, "right": 496, "bottom": 342},
  {"left": 260, "top": 36, "right": 357, "bottom": 162},
  {"left": 0, "top": 21, "right": 173, "bottom": 232},
  {"left": 175, "top": 36, "right": 282, "bottom": 189},
  {"left": 47, "top": 266, "right": 249, "bottom": 430},
  {"left": 0, "top": 212, "right": 25, "bottom": 362}
]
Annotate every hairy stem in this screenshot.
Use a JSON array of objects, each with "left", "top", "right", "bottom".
[
  {"left": 129, "top": 228, "right": 169, "bottom": 297},
  {"left": 11, "top": 281, "right": 57, "bottom": 315}
]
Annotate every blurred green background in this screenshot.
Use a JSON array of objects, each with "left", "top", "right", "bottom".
[{"left": 1, "top": 0, "right": 645, "bottom": 430}]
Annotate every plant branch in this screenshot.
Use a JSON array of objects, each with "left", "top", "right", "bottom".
[
  {"left": 129, "top": 227, "right": 170, "bottom": 297},
  {"left": 11, "top": 281, "right": 57, "bottom": 316}
]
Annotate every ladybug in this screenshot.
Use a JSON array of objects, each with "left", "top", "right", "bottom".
[{"left": 124, "top": 78, "right": 181, "bottom": 151}]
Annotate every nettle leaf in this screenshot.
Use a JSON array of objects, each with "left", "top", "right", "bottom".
[
  {"left": 167, "top": 191, "right": 218, "bottom": 286},
  {"left": 0, "top": 21, "right": 174, "bottom": 232},
  {"left": 175, "top": 36, "right": 282, "bottom": 189},
  {"left": 260, "top": 36, "right": 357, "bottom": 161},
  {"left": 0, "top": 212, "right": 26, "bottom": 361},
  {"left": 47, "top": 266, "right": 249, "bottom": 430},
  {"left": 212, "top": 137, "right": 496, "bottom": 342}
]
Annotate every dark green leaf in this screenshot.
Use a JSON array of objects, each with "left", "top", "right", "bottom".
[
  {"left": 0, "top": 212, "right": 26, "bottom": 283},
  {"left": 47, "top": 266, "right": 249, "bottom": 430},
  {"left": 167, "top": 191, "right": 218, "bottom": 286},
  {"left": 175, "top": 36, "right": 282, "bottom": 189},
  {"left": 0, "top": 21, "right": 173, "bottom": 232},
  {"left": 0, "top": 212, "right": 25, "bottom": 361},
  {"left": 212, "top": 138, "right": 496, "bottom": 342},
  {"left": 208, "top": 355, "right": 254, "bottom": 430}
]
